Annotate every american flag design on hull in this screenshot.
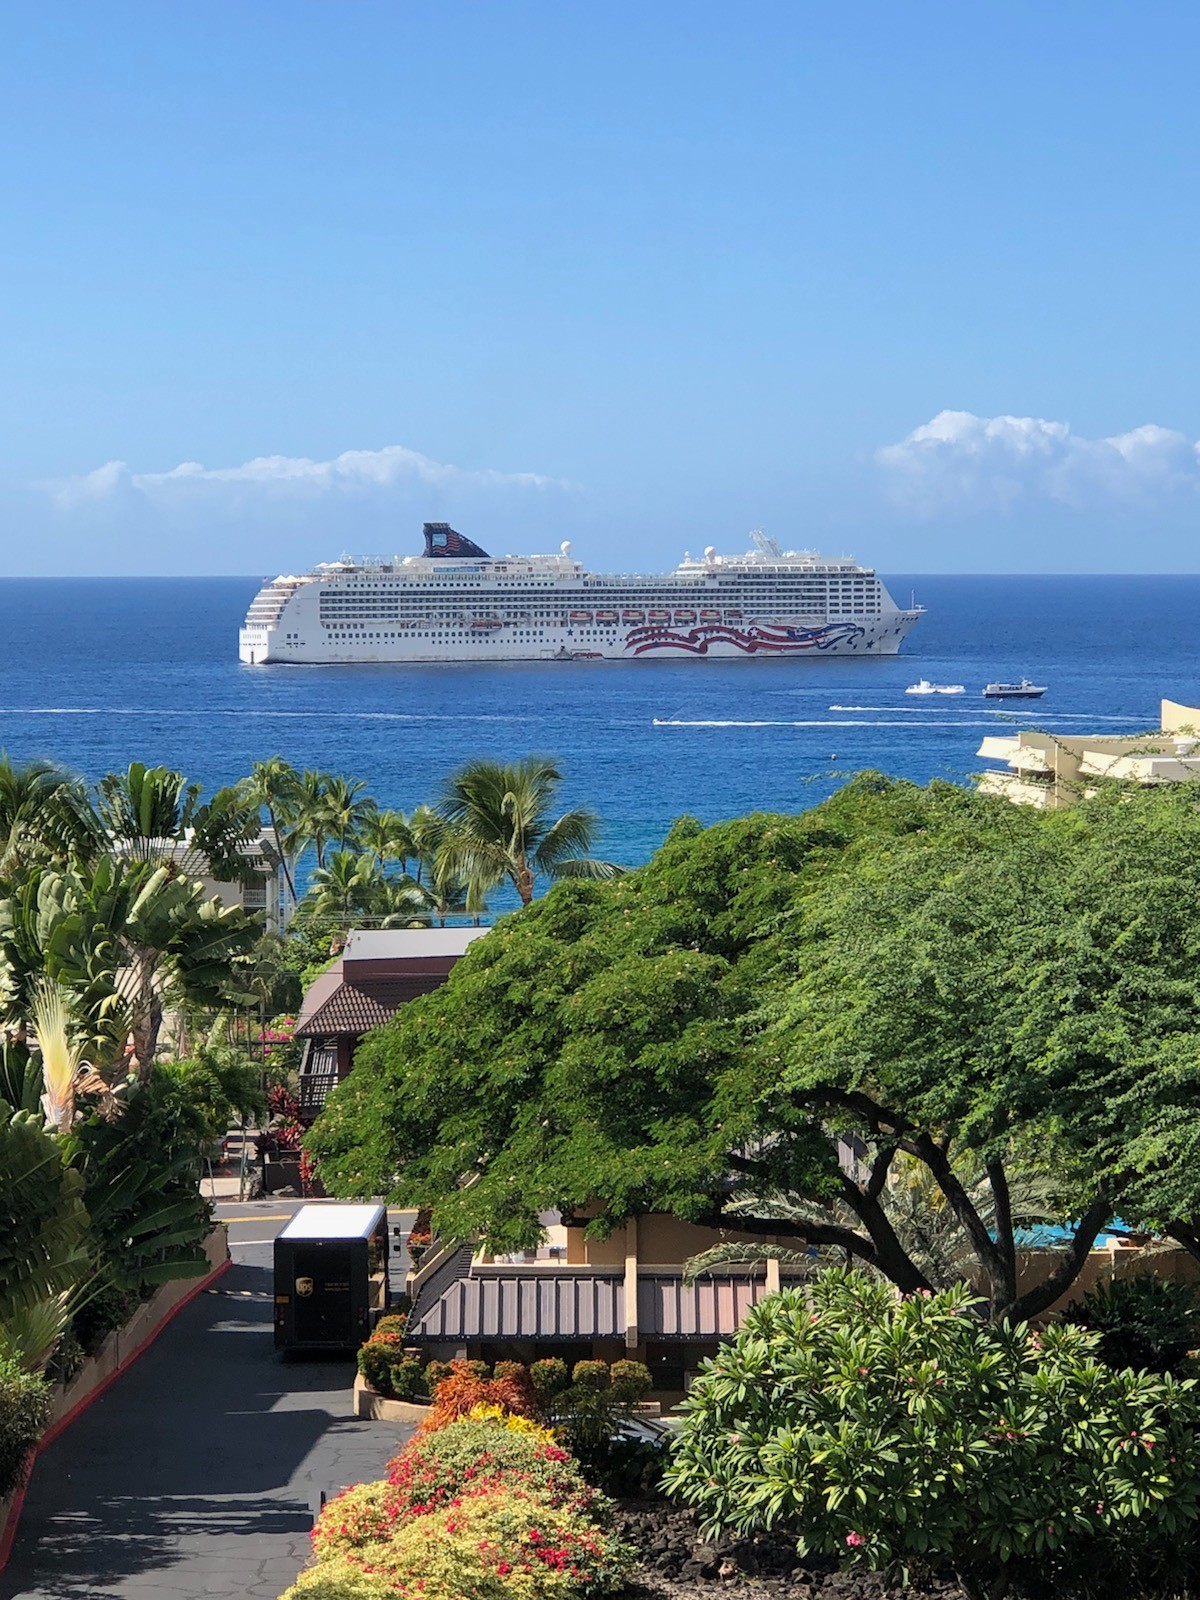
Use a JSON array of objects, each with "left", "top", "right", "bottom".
[{"left": 625, "top": 621, "right": 866, "bottom": 656}]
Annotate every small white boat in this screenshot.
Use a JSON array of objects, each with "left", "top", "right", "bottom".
[{"left": 905, "top": 680, "right": 965, "bottom": 696}]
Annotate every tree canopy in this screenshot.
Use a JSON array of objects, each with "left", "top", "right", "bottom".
[{"left": 309, "top": 774, "right": 1200, "bottom": 1322}]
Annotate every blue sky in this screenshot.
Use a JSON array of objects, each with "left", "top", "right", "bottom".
[{"left": 3, "top": 1, "right": 1200, "bottom": 575}]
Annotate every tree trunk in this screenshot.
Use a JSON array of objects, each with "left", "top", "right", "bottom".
[{"left": 1005, "top": 1192, "right": 1110, "bottom": 1323}]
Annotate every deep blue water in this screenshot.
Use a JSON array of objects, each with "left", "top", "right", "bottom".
[{"left": 0, "top": 575, "right": 1196, "bottom": 867}]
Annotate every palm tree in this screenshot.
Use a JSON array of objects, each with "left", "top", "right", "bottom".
[
  {"left": 239, "top": 758, "right": 302, "bottom": 903},
  {"left": 408, "top": 803, "right": 446, "bottom": 887},
  {"left": 436, "top": 757, "right": 622, "bottom": 906},
  {"left": 322, "top": 776, "right": 375, "bottom": 856},
  {"left": 293, "top": 770, "right": 333, "bottom": 867},
  {"left": 296, "top": 852, "right": 431, "bottom": 933},
  {"left": 360, "top": 808, "right": 416, "bottom": 874},
  {"left": 291, "top": 771, "right": 373, "bottom": 868}
]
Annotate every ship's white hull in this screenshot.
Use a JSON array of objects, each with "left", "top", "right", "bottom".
[{"left": 240, "top": 611, "right": 921, "bottom": 665}]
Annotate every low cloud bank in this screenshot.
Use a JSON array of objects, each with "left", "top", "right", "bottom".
[
  {"left": 877, "top": 410, "right": 1200, "bottom": 515},
  {"left": 48, "top": 443, "right": 566, "bottom": 510}
]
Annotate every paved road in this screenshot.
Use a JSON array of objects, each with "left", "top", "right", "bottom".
[{"left": 1, "top": 1204, "right": 417, "bottom": 1600}]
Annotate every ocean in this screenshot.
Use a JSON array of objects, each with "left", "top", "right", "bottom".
[{"left": 0, "top": 574, "right": 1196, "bottom": 868}]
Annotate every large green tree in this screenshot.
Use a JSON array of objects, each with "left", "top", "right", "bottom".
[{"left": 309, "top": 776, "right": 1200, "bottom": 1323}]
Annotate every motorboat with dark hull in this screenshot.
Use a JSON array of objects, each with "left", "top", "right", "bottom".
[{"left": 984, "top": 678, "right": 1046, "bottom": 700}]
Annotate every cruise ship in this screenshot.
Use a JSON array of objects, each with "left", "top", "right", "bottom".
[{"left": 238, "top": 524, "right": 922, "bottom": 665}]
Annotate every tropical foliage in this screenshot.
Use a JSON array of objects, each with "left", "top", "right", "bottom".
[
  {"left": 308, "top": 775, "right": 1200, "bottom": 1323},
  {"left": 665, "top": 1270, "right": 1200, "bottom": 1600},
  {"left": 0, "top": 1347, "right": 51, "bottom": 1498}
]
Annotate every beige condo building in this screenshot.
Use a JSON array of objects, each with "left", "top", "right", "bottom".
[{"left": 976, "top": 698, "right": 1200, "bottom": 809}]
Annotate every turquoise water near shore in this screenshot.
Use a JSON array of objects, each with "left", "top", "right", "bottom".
[{"left": 0, "top": 574, "right": 1195, "bottom": 867}]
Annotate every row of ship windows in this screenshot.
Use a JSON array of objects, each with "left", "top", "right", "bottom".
[
  {"left": 319, "top": 586, "right": 874, "bottom": 602},
  {"left": 320, "top": 598, "right": 883, "bottom": 614}
]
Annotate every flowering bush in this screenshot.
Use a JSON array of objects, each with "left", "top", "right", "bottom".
[
  {"left": 308, "top": 1487, "right": 630, "bottom": 1600},
  {"left": 311, "top": 1482, "right": 399, "bottom": 1561},
  {"left": 385, "top": 1418, "right": 597, "bottom": 1520},
  {"left": 281, "top": 1555, "right": 397, "bottom": 1599},
  {"left": 665, "top": 1269, "right": 1200, "bottom": 1598}
]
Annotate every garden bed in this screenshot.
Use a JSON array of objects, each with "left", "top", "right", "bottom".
[{"left": 614, "top": 1502, "right": 962, "bottom": 1598}]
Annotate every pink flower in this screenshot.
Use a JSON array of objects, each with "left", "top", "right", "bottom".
[{"left": 845, "top": 1532, "right": 866, "bottom": 1548}]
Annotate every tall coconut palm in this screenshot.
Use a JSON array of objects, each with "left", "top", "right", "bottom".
[
  {"left": 408, "top": 803, "right": 446, "bottom": 887},
  {"left": 292, "top": 770, "right": 334, "bottom": 867},
  {"left": 360, "top": 807, "right": 416, "bottom": 874},
  {"left": 322, "top": 776, "right": 375, "bottom": 856},
  {"left": 238, "top": 757, "right": 302, "bottom": 903},
  {"left": 436, "top": 757, "right": 622, "bottom": 906},
  {"left": 296, "top": 851, "right": 430, "bottom": 932}
]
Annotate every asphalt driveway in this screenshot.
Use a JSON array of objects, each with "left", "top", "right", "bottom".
[{"left": 1, "top": 1225, "right": 413, "bottom": 1600}]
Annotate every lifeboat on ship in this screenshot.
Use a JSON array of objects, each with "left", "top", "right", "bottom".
[
  {"left": 594, "top": 609, "right": 618, "bottom": 623},
  {"left": 700, "top": 608, "right": 720, "bottom": 621},
  {"left": 674, "top": 609, "right": 697, "bottom": 623},
  {"left": 725, "top": 610, "right": 743, "bottom": 621},
  {"left": 470, "top": 618, "right": 503, "bottom": 631},
  {"left": 569, "top": 609, "right": 593, "bottom": 623},
  {"left": 622, "top": 609, "right": 645, "bottom": 623},
  {"left": 648, "top": 608, "right": 670, "bottom": 622}
]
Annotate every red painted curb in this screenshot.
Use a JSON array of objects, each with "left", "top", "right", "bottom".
[{"left": 0, "top": 1252, "right": 232, "bottom": 1575}]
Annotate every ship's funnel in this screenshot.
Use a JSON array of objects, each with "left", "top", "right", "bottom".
[{"left": 422, "top": 523, "right": 491, "bottom": 559}]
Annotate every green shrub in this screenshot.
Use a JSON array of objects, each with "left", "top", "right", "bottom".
[
  {"left": 372, "top": 1313, "right": 408, "bottom": 1339},
  {"left": 0, "top": 1349, "right": 50, "bottom": 1498},
  {"left": 305, "top": 1486, "right": 630, "bottom": 1600},
  {"left": 384, "top": 1357, "right": 428, "bottom": 1402},
  {"left": 72, "top": 1284, "right": 140, "bottom": 1355},
  {"left": 608, "top": 1359, "right": 652, "bottom": 1404},
  {"left": 571, "top": 1359, "right": 609, "bottom": 1392},
  {"left": 423, "top": 1356, "right": 488, "bottom": 1391},
  {"left": 356, "top": 1333, "right": 403, "bottom": 1393},
  {"left": 1064, "top": 1274, "right": 1200, "bottom": 1377},
  {"left": 665, "top": 1269, "right": 1200, "bottom": 1599},
  {"left": 530, "top": 1357, "right": 570, "bottom": 1398},
  {"left": 493, "top": 1358, "right": 527, "bottom": 1383}
]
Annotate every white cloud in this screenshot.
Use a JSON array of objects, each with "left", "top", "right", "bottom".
[
  {"left": 47, "top": 442, "right": 566, "bottom": 510},
  {"left": 877, "top": 410, "right": 1200, "bottom": 515}
]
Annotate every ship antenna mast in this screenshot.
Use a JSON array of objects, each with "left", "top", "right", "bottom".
[{"left": 750, "top": 529, "right": 783, "bottom": 559}]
